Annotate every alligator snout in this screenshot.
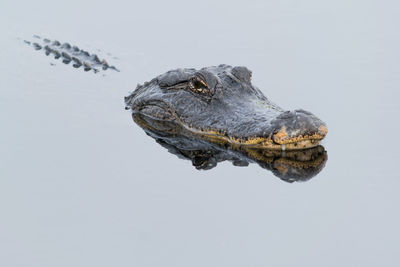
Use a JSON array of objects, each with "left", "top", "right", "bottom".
[{"left": 271, "top": 110, "right": 327, "bottom": 148}]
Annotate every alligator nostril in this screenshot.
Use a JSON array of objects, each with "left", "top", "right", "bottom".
[
  {"left": 278, "top": 110, "right": 295, "bottom": 119},
  {"left": 295, "top": 109, "right": 312, "bottom": 115}
]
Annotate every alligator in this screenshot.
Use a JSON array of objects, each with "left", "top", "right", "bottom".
[
  {"left": 134, "top": 113, "right": 327, "bottom": 182},
  {"left": 25, "top": 37, "right": 327, "bottom": 151},
  {"left": 125, "top": 64, "right": 327, "bottom": 150}
]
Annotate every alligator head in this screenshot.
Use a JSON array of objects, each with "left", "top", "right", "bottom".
[{"left": 125, "top": 64, "right": 327, "bottom": 150}]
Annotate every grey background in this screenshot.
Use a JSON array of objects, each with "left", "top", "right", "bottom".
[{"left": 1, "top": 0, "right": 399, "bottom": 266}]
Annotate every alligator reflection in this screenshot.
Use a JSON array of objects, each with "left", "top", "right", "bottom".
[{"left": 133, "top": 114, "right": 327, "bottom": 183}]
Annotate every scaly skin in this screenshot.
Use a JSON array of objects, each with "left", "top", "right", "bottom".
[
  {"left": 24, "top": 36, "right": 119, "bottom": 73},
  {"left": 125, "top": 65, "right": 328, "bottom": 150}
]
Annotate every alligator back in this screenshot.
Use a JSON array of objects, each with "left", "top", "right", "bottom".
[{"left": 24, "top": 35, "right": 119, "bottom": 73}]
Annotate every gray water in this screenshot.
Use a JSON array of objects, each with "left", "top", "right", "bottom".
[{"left": 1, "top": 0, "right": 399, "bottom": 266}]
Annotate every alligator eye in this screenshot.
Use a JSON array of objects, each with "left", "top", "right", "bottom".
[{"left": 189, "top": 76, "right": 210, "bottom": 94}]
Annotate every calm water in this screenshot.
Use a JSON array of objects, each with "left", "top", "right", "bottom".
[{"left": 1, "top": 0, "right": 399, "bottom": 266}]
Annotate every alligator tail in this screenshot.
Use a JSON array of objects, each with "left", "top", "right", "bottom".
[{"left": 24, "top": 35, "right": 119, "bottom": 73}]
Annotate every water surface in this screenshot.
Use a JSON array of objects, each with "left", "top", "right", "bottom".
[{"left": 1, "top": 0, "right": 399, "bottom": 266}]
